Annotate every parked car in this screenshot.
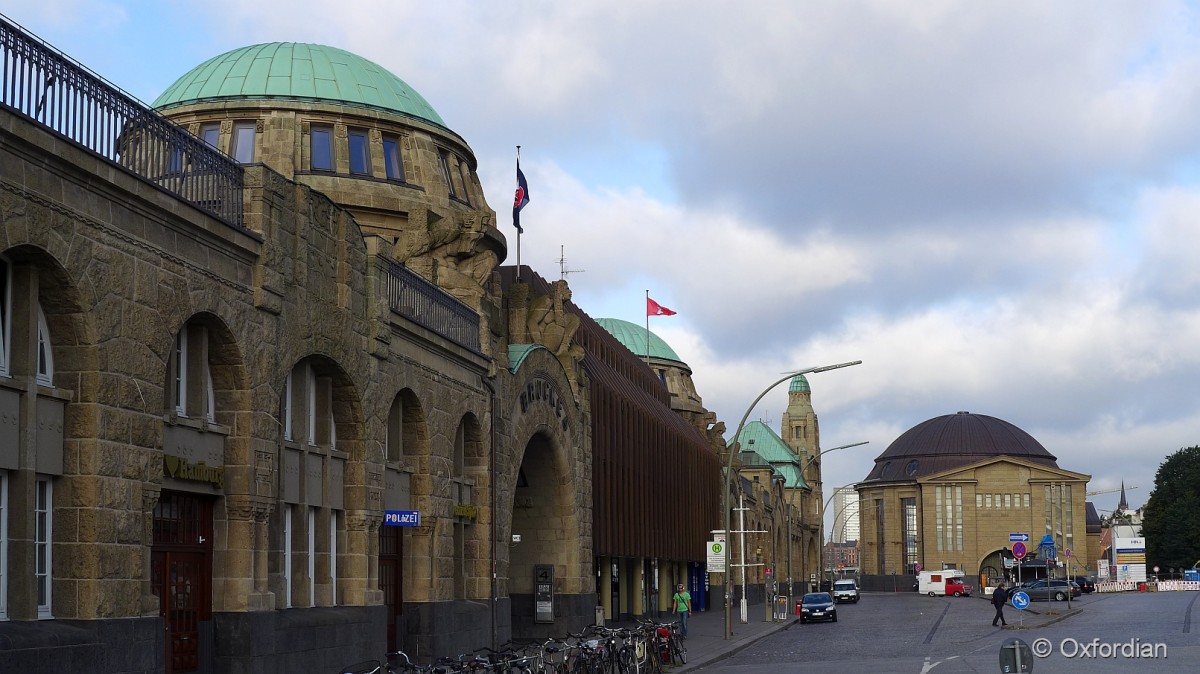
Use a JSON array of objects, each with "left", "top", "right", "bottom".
[
  {"left": 1072, "top": 576, "right": 1096, "bottom": 593},
  {"left": 832, "top": 580, "right": 860, "bottom": 603},
  {"left": 799, "top": 592, "right": 838, "bottom": 623},
  {"left": 1020, "top": 579, "right": 1080, "bottom": 601},
  {"left": 945, "top": 577, "right": 973, "bottom": 597}
]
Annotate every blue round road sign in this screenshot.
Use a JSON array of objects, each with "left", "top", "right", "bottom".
[{"left": 1011, "top": 591, "right": 1030, "bottom": 610}]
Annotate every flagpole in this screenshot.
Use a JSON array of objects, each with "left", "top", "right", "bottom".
[
  {"left": 645, "top": 289, "right": 651, "bottom": 365},
  {"left": 515, "top": 146, "right": 522, "bottom": 282}
]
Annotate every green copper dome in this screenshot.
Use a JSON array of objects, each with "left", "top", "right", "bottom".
[
  {"left": 596, "top": 318, "right": 682, "bottom": 362},
  {"left": 153, "top": 43, "right": 446, "bottom": 126},
  {"left": 789, "top": 374, "right": 811, "bottom": 393}
]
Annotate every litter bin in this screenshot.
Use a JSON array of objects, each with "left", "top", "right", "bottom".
[{"left": 795, "top": 599, "right": 803, "bottom": 616}]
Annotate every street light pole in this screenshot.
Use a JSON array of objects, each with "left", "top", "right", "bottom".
[
  {"left": 804, "top": 443, "right": 868, "bottom": 591},
  {"left": 722, "top": 360, "right": 861, "bottom": 641}
]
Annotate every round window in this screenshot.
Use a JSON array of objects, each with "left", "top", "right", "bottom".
[{"left": 905, "top": 460, "right": 919, "bottom": 477}]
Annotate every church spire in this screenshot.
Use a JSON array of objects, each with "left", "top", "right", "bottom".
[{"left": 1118, "top": 480, "right": 1128, "bottom": 511}]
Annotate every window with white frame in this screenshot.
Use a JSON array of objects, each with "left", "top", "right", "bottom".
[
  {"left": 200, "top": 123, "right": 220, "bottom": 149},
  {"left": 438, "top": 149, "right": 457, "bottom": 198},
  {"left": 0, "top": 471, "right": 7, "bottom": 621},
  {"left": 36, "top": 477, "right": 52, "bottom": 619},
  {"left": 310, "top": 125, "right": 333, "bottom": 171},
  {"left": 348, "top": 128, "right": 370, "bottom": 175},
  {"left": 382, "top": 135, "right": 404, "bottom": 181},
  {"left": 329, "top": 510, "right": 338, "bottom": 605},
  {"left": 307, "top": 507, "right": 316, "bottom": 607},
  {"left": 231, "top": 121, "right": 256, "bottom": 163},
  {"left": 284, "top": 361, "right": 334, "bottom": 448},
  {"left": 284, "top": 370, "right": 294, "bottom": 442},
  {"left": 169, "top": 324, "right": 214, "bottom": 421},
  {"left": 0, "top": 256, "right": 9, "bottom": 376},
  {"left": 283, "top": 504, "right": 292, "bottom": 609},
  {"left": 35, "top": 307, "right": 53, "bottom": 386}
]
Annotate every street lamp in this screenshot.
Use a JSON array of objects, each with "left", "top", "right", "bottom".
[
  {"left": 824, "top": 489, "right": 862, "bottom": 579},
  {"left": 722, "top": 360, "right": 861, "bottom": 641}
]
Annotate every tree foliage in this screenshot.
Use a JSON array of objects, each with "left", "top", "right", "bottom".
[{"left": 1142, "top": 446, "right": 1200, "bottom": 571}]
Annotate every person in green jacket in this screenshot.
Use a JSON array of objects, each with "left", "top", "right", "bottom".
[{"left": 672, "top": 583, "right": 692, "bottom": 637}]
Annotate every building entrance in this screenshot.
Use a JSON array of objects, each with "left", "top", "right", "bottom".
[
  {"left": 151, "top": 491, "right": 214, "bottom": 674},
  {"left": 380, "top": 525, "right": 405, "bottom": 652}
]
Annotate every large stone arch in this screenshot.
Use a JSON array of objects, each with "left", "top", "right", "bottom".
[
  {"left": 502, "top": 346, "right": 588, "bottom": 639},
  {"left": 978, "top": 547, "right": 1010, "bottom": 588}
]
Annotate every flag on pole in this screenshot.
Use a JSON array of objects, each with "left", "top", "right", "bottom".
[
  {"left": 647, "top": 297, "right": 676, "bottom": 316},
  {"left": 513, "top": 163, "right": 530, "bottom": 233}
]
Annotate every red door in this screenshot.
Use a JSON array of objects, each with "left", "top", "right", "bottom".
[{"left": 151, "top": 492, "right": 213, "bottom": 674}]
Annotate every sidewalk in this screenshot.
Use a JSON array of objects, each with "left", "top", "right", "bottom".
[{"left": 613, "top": 602, "right": 797, "bottom": 672}]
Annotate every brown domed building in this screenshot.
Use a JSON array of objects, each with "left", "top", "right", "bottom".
[{"left": 856, "top": 412, "right": 1093, "bottom": 589}]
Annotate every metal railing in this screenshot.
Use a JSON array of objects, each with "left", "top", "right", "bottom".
[
  {"left": 383, "top": 260, "right": 481, "bottom": 353},
  {"left": 0, "top": 15, "right": 245, "bottom": 229}
]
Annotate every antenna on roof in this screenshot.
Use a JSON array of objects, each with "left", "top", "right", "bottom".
[{"left": 558, "top": 245, "right": 585, "bottom": 280}]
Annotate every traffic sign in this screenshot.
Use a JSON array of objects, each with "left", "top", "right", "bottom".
[
  {"left": 1011, "top": 591, "right": 1030, "bottom": 610},
  {"left": 1012, "top": 542, "right": 1027, "bottom": 559},
  {"left": 707, "top": 540, "right": 726, "bottom": 573},
  {"left": 1009, "top": 532, "right": 1030, "bottom": 543},
  {"left": 1065, "top": 548, "right": 1072, "bottom": 559}
]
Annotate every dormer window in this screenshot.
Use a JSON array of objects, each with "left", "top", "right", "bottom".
[
  {"left": 348, "top": 129, "right": 370, "bottom": 175},
  {"left": 383, "top": 136, "right": 404, "bottom": 181},
  {"left": 232, "top": 121, "right": 256, "bottom": 163},
  {"left": 311, "top": 126, "right": 334, "bottom": 171}
]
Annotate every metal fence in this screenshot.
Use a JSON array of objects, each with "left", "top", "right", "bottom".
[
  {"left": 383, "top": 260, "right": 481, "bottom": 353},
  {"left": 0, "top": 15, "right": 245, "bottom": 229}
]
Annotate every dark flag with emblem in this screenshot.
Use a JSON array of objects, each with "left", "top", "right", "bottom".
[{"left": 513, "top": 162, "right": 530, "bottom": 233}]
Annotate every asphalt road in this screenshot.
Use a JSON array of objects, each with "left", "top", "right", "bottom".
[{"left": 700, "top": 590, "right": 1200, "bottom": 673}]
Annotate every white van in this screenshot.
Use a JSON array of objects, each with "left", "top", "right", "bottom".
[
  {"left": 832, "top": 579, "right": 860, "bottom": 603},
  {"left": 917, "top": 570, "right": 970, "bottom": 597}
]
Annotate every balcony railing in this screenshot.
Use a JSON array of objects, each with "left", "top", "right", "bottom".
[
  {"left": 0, "top": 15, "right": 245, "bottom": 229},
  {"left": 383, "top": 260, "right": 481, "bottom": 353}
]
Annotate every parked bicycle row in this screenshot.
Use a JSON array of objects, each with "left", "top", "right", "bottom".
[{"left": 339, "top": 617, "right": 688, "bottom": 674}]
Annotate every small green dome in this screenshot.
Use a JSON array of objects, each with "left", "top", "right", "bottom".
[
  {"left": 596, "top": 318, "right": 682, "bottom": 362},
  {"left": 789, "top": 374, "right": 811, "bottom": 393},
  {"left": 153, "top": 43, "right": 445, "bottom": 126}
]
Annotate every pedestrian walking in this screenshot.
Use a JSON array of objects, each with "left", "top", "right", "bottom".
[
  {"left": 672, "top": 583, "right": 692, "bottom": 637},
  {"left": 991, "top": 582, "right": 1008, "bottom": 627}
]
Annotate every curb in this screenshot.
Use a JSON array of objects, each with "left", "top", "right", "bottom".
[{"left": 675, "top": 619, "right": 797, "bottom": 672}]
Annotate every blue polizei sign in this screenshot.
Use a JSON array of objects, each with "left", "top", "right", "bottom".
[
  {"left": 1011, "top": 591, "right": 1030, "bottom": 610},
  {"left": 1009, "top": 532, "right": 1029, "bottom": 542},
  {"left": 385, "top": 510, "right": 421, "bottom": 526}
]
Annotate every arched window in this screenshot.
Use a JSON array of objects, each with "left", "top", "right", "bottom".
[
  {"left": 0, "top": 256, "right": 10, "bottom": 376},
  {"left": 167, "top": 323, "right": 215, "bottom": 422}
]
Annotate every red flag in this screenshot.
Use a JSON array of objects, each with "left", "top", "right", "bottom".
[{"left": 647, "top": 297, "right": 676, "bottom": 316}]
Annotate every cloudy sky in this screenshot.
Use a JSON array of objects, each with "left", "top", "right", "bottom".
[{"left": 11, "top": 1, "right": 1200, "bottom": 531}]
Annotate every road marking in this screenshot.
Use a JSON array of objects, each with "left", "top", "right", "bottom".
[
  {"left": 920, "top": 655, "right": 959, "bottom": 672},
  {"left": 1186, "top": 592, "right": 1197, "bottom": 634},
  {"left": 923, "top": 603, "right": 951, "bottom": 644}
]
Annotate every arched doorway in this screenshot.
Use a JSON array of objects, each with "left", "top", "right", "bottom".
[
  {"left": 978, "top": 548, "right": 1010, "bottom": 588},
  {"left": 509, "top": 430, "right": 577, "bottom": 638}
]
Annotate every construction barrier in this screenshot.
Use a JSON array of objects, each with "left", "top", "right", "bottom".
[
  {"left": 1155, "top": 580, "right": 1200, "bottom": 591},
  {"left": 1096, "top": 580, "right": 1200, "bottom": 592}
]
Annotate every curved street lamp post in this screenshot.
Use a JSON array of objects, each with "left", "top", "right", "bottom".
[{"left": 722, "top": 360, "right": 861, "bottom": 641}]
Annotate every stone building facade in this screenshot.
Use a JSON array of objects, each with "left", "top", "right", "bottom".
[
  {"left": 856, "top": 412, "right": 1091, "bottom": 591},
  {"left": 0, "top": 26, "right": 723, "bottom": 674},
  {"left": 0, "top": 31, "right": 595, "bottom": 673}
]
